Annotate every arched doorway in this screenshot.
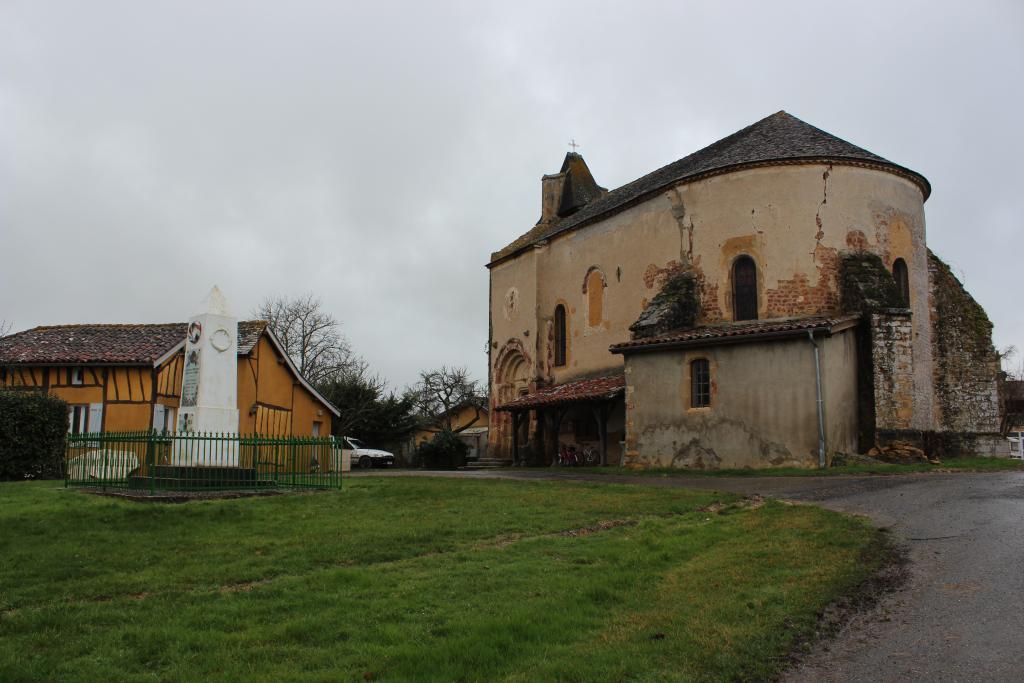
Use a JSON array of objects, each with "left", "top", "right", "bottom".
[{"left": 494, "top": 342, "right": 531, "bottom": 460}]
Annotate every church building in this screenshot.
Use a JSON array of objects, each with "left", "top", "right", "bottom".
[{"left": 487, "top": 111, "right": 1005, "bottom": 468}]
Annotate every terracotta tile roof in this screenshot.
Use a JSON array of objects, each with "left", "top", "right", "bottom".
[
  {"left": 496, "top": 373, "right": 625, "bottom": 411},
  {"left": 490, "top": 111, "right": 930, "bottom": 264},
  {"left": 0, "top": 320, "right": 269, "bottom": 365},
  {"left": 610, "top": 314, "right": 861, "bottom": 354}
]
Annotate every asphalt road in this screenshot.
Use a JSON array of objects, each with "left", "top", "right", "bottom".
[{"left": 354, "top": 468, "right": 1024, "bottom": 682}]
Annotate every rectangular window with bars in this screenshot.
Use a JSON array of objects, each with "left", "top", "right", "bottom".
[{"left": 691, "top": 359, "right": 711, "bottom": 408}]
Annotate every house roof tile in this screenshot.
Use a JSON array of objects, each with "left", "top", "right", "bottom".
[
  {"left": 0, "top": 320, "right": 269, "bottom": 365},
  {"left": 610, "top": 314, "right": 861, "bottom": 354}
]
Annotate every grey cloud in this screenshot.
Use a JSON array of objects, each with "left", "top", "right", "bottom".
[{"left": 2, "top": 0, "right": 1021, "bottom": 388}]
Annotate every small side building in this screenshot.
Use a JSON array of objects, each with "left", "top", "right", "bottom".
[{"left": 611, "top": 316, "right": 859, "bottom": 468}]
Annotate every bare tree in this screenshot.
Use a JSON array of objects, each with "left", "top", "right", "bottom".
[
  {"left": 413, "top": 366, "right": 485, "bottom": 434},
  {"left": 0, "top": 320, "right": 11, "bottom": 337},
  {"left": 253, "top": 293, "right": 356, "bottom": 388},
  {"left": 999, "top": 346, "right": 1021, "bottom": 380}
]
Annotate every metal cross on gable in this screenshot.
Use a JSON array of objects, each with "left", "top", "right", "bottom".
[{"left": 568, "top": 138, "right": 579, "bottom": 153}]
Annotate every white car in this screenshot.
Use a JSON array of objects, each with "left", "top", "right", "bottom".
[{"left": 344, "top": 436, "right": 396, "bottom": 469}]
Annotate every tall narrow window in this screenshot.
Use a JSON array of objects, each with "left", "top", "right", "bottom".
[
  {"left": 586, "top": 268, "right": 605, "bottom": 327},
  {"left": 553, "top": 304, "right": 567, "bottom": 367},
  {"left": 892, "top": 258, "right": 910, "bottom": 306},
  {"left": 691, "top": 359, "right": 711, "bottom": 408},
  {"left": 733, "top": 256, "right": 758, "bottom": 321}
]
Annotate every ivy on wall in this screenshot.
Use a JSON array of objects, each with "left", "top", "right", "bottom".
[{"left": 629, "top": 272, "right": 700, "bottom": 339}]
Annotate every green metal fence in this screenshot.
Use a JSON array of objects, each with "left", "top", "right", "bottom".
[{"left": 65, "top": 431, "right": 344, "bottom": 492}]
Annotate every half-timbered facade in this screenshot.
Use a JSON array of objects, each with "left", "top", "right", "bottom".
[{"left": 0, "top": 321, "right": 339, "bottom": 435}]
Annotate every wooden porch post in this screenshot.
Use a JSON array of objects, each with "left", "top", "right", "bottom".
[
  {"left": 510, "top": 411, "right": 520, "bottom": 465},
  {"left": 593, "top": 403, "right": 610, "bottom": 467},
  {"left": 552, "top": 407, "right": 568, "bottom": 465}
]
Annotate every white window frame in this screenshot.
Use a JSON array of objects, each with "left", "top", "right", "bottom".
[
  {"left": 70, "top": 368, "right": 84, "bottom": 385},
  {"left": 68, "top": 405, "right": 88, "bottom": 433}
]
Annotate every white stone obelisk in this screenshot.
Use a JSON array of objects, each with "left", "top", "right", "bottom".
[{"left": 174, "top": 286, "right": 239, "bottom": 465}]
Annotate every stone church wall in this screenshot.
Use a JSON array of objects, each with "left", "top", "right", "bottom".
[
  {"left": 488, "top": 161, "right": 938, "bottom": 459},
  {"left": 869, "top": 311, "right": 915, "bottom": 431}
]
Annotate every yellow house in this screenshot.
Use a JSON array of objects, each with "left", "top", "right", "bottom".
[
  {"left": 0, "top": 321, "right": 338, "bottom": 436},
  {"left": 409, "top": 401, "right": 489, "bottom": 458}
]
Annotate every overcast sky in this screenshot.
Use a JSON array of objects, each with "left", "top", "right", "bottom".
[{"left": 1, "top": 1, "right": 1021, "bottom": 389}]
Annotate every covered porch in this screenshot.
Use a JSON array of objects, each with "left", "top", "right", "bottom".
[{"left": 495, "top": 373, "right": 625, "bottom": 467}]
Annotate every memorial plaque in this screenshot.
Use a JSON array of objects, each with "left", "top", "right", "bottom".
[{"left": 181, "top": 348, "right": 200, "bottom": 407}]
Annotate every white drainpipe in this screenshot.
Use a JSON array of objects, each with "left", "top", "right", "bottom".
[{"left": 807, "top": 330, "right": 827, "bottom": 468}]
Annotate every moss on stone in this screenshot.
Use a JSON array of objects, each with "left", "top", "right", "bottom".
[
  {"left": 928, "top": 249, "right": 1000, "bottom": 431},
  {"left": 838, "top": 251, "right": 904, "bottom": 314},
  {"left": 928, "top": 250, "right": 994, "bottom": 344},
  {"left": 630, "top": 272, "right": 700, "bottom": 339}
]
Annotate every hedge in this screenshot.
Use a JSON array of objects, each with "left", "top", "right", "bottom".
[
  {"left": 415, "top": 430, "right": 470, "bottom": 469},
  {"left": 0, "top": 389, "right": 68, "bottom": 481}
]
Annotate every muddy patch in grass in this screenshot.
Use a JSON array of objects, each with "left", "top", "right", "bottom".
[
  {"left": 781, "top": 531, "right": 910, "bottom": 676},
  {"left": 556, "top": 519, "right": 637, "bottom": 537}
]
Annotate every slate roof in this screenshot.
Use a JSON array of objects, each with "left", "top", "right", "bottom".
[
  {"left": 490, "top": 111, "right": 930, "bottom": 264},
  {"left": 237, "top": 320, "right": 268, "bottom": 355},
  {"left": 495, "top": 373, "right": 625, "bottom": 411},
  {"left": 610, "top": 314, "right": 861, "bottom": 354},
  {"left": 0, "top": 320, "right": 269, "bottom": 365},
  {"left": 556, "top": 152, "right": 607, "bottom": 217}
]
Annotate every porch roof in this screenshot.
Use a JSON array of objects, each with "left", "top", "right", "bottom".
[
  {"left": 609, "top": 314, "right": 861, "bottom": 354},
  {"left": 495, "top": 373, "right": 625, "bottom": 412}
]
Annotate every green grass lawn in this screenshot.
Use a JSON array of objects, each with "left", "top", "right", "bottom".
[
  {"left": 1, "top": 477, "right": 888, "bottom": 682},
  {"left": 570, "top": 456, "right": 1024, "bottom": 478}
]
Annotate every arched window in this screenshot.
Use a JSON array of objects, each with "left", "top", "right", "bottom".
[
  {"left": 733, "top": 256, "right": 758, "bottom": 321},
  {"left": 892, "top": 258, "right": 910, "bottom": 306},
  {"left": 585, "top": 268, "right": 605, "bottom": 327},
  {"left": 553, "top": 304, "right": 567, "bottom": 367},
  {"left": 691, "top": 359, "right": 711, "bottom": 408}
]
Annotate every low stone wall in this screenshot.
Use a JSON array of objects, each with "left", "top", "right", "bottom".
[{"left": 876, "top": 429, "right": 1011, "bottom": 458}]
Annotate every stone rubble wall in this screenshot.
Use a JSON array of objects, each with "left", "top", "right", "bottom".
[
  {"left": 927, "top": 251, "right": 1002, "bottom": 433},
  {"left": 877, "top": 429, "right": 1011, "bottom": 458},
  {"left": 870, "top": 311, "right": 915, "bottom": 431}
]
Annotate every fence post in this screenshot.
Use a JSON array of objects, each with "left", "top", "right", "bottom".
[
  {"left": 149, "top": 430, "right": 156, "bottom": 495},
  {"left": 101, "top": 435, "right": 108, "bottom": 492},
  {"left": 290, "top": 439, "right": 296, "bottom": 488}
]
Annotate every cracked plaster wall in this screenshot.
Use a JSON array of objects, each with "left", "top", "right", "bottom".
[
  {"left": 489, "top": 162, "right": 935, "bottom": 458},
  {"left": 623, "top": 331, "right": 859, "bottom": 469}
]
